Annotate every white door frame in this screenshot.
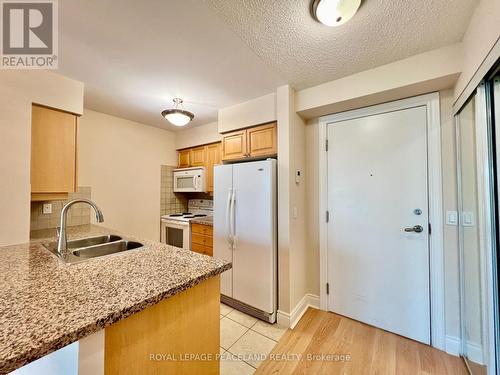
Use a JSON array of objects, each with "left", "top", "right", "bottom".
[{"left": 318, "top": 92, "right": 445, "bottom": 350}]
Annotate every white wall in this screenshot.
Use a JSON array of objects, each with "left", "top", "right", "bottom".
[
  {"left": 175, "top": 121, "right": 221, "bottom": 150},
  {"left": 296, "top": 44, "right": 462, "bottom": 120},
  {"left": 305, "top": 120, "right": 320, "bottom": 295},
  {"left": 218, "top": 93, "right": 276, "bottom": 133},
  {"left": 0, "top": 71, "right": 84, "bottom": 246},
  {"left": 276, "top": 85, "right": 308, "bottom": 317},
  {"left": 439, "top": 90, "right": 461, "bottom": 340},
  {"left": 454, "top": 0, "right": 500, "bottom": 102},
  {"left": 78, "top": 109, "right": 176, "bottom": 241}
]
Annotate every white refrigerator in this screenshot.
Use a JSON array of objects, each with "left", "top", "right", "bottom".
[{"left": 214, "top": 159, "right": 277, "bottom": 323}]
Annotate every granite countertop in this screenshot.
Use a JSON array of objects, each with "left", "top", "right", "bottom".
[
  {"left": 190, "top": 216, "right": 213, "bottom": 226},
  {"left": 0, "top": 225, "right": 231, "bottom": 374}
]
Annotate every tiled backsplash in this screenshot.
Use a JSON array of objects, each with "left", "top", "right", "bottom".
[
  {"left": 161, "top": 165, "right": 187, "bottom": 216},
  {"left": 30, "top": 187, "right": 92, "bottom": 231}
]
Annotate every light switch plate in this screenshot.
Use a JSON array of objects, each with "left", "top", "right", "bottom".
[
  {"left": 42, "top": 203, "right": 52, "bottom": 214},
  {"left": 463, "top": 211, "right": 475, "bottom": 226},
  {"left": 446, "top": 211, "right": 458, "bottom": 225}
]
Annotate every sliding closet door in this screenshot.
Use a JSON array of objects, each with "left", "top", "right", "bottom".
[
  {"left": 457, "top": 78, "right": 498, "bottom": 375},
  {"left": 457, "top": 94, "right": 486, "bottom": 373}
]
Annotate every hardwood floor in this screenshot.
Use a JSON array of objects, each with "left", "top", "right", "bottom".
[{"left": 256, "top": 308, "right": 467, "bottom": 375}]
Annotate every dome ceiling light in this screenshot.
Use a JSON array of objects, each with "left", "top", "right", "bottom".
[
  {"left": 161, "top": 98, "right": 194, "bottom": 127},
  {"left": 311, "top": 0, "right": 361, "bottom": 27}
]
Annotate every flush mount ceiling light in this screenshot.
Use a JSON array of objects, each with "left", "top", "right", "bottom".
[
  {"left": 311, "top": 0, "right": 361, "bottom": 27},
  {"left": 161, "top": 98, "right": 194, "bottom": 127}
]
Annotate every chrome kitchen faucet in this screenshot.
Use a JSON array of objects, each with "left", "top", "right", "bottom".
[{"left": 57, "top": 199, "right": 104, "bottom": 255}]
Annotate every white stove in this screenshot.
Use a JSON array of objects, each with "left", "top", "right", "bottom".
[{"left": 160, "top": 200, "right": 213, "bottom": 249}]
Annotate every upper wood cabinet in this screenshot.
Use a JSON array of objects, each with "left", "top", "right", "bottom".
[
  {"left": 178, "top": 149, "right": 190, "bottom": 168},
  {"left": 206, "top": 143, "right": 221, "bottom": 192},
  {"left": 31, "top": 105, "right": 79, "bottom": 201},
  {"left": 221, "top": 122, "right": 277, "bottom": 161},
  {"left": 247, "top": 123, "right": 277, "bottom": 157},
  {"left": 177, "top": 142, "right": 221, "bottom": 193},
  {"left": 190, "top": 146, "right": 206, "bottom": 167},
  {"left": 221, "top": 130, "right": 247, "bottom": 161}
]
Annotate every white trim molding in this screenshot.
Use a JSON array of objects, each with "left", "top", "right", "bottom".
[
  {"left": 318, "top": 92, "right": 446, "bottom": 351},
  {"left": 277, "top": 294, "right": 320, "bottom": 329},
  {"left": 445, "top": 335, "right": 461, "bottom": 356},
  {"left": 446, "top": 335, "right": 485, "bottom": 364}
]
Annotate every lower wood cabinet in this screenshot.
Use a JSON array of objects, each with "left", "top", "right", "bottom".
[{"left": 191, "top": 223, "right": 213, "bottom": 256}]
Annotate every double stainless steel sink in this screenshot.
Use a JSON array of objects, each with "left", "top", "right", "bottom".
[{"left": 43, "top": 235, "right": 144, "bottom": 264}]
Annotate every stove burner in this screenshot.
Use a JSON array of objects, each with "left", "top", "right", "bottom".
[
  {"left": 169, "top": 214, "right": 182, "bottom": 217},
  {"left": 183, "top": 215, "right": 195, "bottom": 218},
  {"left": 182, "top": 212, "right": 192, "bottom": 215},
  {"left": 193, "top": 214, "right": 207, "bottom": 217}
]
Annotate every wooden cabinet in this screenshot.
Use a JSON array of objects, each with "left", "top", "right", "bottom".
[
  {"left": 221, "top": 122, "right": 277, "bottom": 161},
  {"left": 206, "top": 143, "right": 221, "bottom": 192},
  {"left": 191, "top": 223, "right": 213, "bottom": 256},
  {"left": 190, "top": 146, "right": 206, "bottom": 167},
  {"left": 247, "top": 122, "right": 277, "bottom": 157},
  {"left": 221, "top": 130, "right": 247, "bottom": 161},
  {"left": 177, "top": 142, "right": 221, "bottom": 193},
  {"left": 178, "top": 149, "right": 190, "bottom": 168},
  {"left": 31, "top": 105, "right": 79, "bottom": 201}
]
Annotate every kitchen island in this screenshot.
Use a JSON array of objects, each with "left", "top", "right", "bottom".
[{"left": 0, "top": 225, "right": 230, "bottom": 374}]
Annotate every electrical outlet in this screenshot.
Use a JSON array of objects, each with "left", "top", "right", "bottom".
[{"left": 42, "top": 203, "right": 52, "bottom": 214}]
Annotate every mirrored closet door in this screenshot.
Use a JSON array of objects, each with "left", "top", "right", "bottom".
[{"left": 456, "top": 66, "right": 499, "bottom": 375}]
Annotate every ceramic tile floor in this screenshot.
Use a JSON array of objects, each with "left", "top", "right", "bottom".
[{"left": 219, "top": 303, "right": 287, "bottom": 375}]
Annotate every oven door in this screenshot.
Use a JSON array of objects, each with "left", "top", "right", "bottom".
[{"left": 160, "top": 220, "right": 190, "bottom": 250}]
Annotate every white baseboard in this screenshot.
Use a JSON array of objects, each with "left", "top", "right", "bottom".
[
  {"left": 445, "top": 335, "right": 484, "bottom": 364},
  {"left": 277, "top": 294, "right": 319, "bottom": 329},
  {"left": 445, "top": 335, "right": 460, "bottom": 356}
]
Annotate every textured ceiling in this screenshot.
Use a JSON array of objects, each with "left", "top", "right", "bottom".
[
  {"left": 58, "top": 0, "right": 478, "bottom": 131},
  {"left": 204, "top": 0, "right": 479, "bottom": 90},
  {"left": 58, "top": 0, "right": 284, "bottom": 131}
]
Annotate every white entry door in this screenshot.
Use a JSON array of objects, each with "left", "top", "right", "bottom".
[{"left": 327, "top": 105, "right": 430, "bottom": 344}]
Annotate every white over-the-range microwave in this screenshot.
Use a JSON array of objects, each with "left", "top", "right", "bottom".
[{"left": 173, "top": 167, "right": 206, "bottom": 192}]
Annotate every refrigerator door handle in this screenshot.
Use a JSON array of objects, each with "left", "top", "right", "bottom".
[
  {"left": 230, "top": 188, "right": 236, "bottom": 249},
  {"left": 226, "top": 188, "right": 233, "bottom": 248}
]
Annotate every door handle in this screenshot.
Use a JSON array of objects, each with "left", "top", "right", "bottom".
[
  {"left": 404, "top": 225, "right": 424, "bottom": 233},
  {"left": 226, "top": 188, "right": 233, "bottom": 248},
  {"left": 230, "top": 188, "right": 236, "bottom": 248}
]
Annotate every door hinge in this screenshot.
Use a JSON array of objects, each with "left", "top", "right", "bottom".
[
  {"left": 325, "top": 139, "right": 329, "bottom": 152},
  {"left": 326, "top": 283, "right": 330, "bottom": 295},
  {"left": 326, "top": 210, "right": 330, "bottom": 223},
  {"left": 428, "top": 223, "right": 432, "bottom": 235}
]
